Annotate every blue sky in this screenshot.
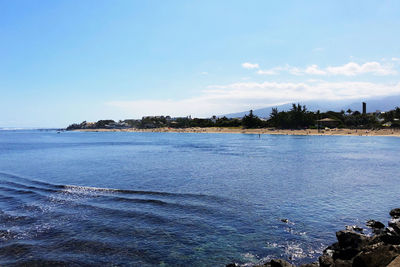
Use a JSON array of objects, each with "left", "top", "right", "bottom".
[{"left": 1, "top": 0, "right": 400, "bottom": 127}]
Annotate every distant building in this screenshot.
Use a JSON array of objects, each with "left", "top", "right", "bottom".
[{"left": 362, "top": 102, "right": 366, "bottom": 114}]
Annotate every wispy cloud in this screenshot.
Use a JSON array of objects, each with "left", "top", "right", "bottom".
[
  {"left": 256, "top": 61, "right": 397, "bottom": 76},
  {"left": 257, "top": 69, "right": 279, "bottom": 75},
  {"left": 304, "top": 64, "right": 327, "bottom": 75},
  {"left": 257, "top": 65, "right": 303, "bottom": 76},
  {"left": 242, "top": 62, "right": 259, "bottom": 69},
  {"left": 107, "top": 80, "right": 400, "bottom": 118},
  {"left": 207, "top": 81, "right": 400, "bottom": 100},
  {"left": 326, "top": 62, "right": 396, "bottom": 76}
]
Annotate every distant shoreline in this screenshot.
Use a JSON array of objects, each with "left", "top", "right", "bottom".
[{"left": 71, "top": 127, "right": 400, "bottom": 137}]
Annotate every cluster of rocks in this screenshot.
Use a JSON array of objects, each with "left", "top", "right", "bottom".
[{"left": 227, "top": 208, "right": 400, "bottom": 267}]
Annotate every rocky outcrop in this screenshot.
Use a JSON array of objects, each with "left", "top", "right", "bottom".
[
  {"left": 389, "top": 209, "right": 400, "bottom": 219},
  {"left": 314, "top": 208, "right": 400, "bottom": 267},
  {"left": 366, "top": 220, "right": 385, "bottom": 230},
  {"left": 227, "top": 208, "right": 400, "bottom": 267}
]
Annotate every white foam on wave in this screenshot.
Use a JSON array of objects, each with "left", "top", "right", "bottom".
[
  {"left": 284, "top": 241, "right": 305, "bottom": 260},
  {"left": 62, "top": 185, "right": 112, "bottom": 193},
  {"left": 240, "top": 252, "right": 270, "bottom": 267}
]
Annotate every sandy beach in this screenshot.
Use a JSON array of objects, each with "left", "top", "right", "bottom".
[{"left": 73, "top": 127, "right": 400, "bottom": 137}]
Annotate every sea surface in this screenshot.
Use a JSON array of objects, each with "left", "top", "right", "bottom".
[{"left": 0, "top": 130, "right": 399, "bottom": 266}]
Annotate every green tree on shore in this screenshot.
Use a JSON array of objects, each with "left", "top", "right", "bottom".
[
  {"left": 268, "top": 104, "right": 314, "bottom": 129},
  {"left": 242, "top": 110, "right": 262, "bottom": 128}
]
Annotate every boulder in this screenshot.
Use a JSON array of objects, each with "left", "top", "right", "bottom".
[
  {"left": 332, "top": 258, "right": 352, "bottom": 267},
  {"left": 388, "top": 219, "right": 400, "bottom": 235},
  {"left": 319, "top": 253, "right": 334, "bottom": 267},
  {"left": 390, "top": 208, "right": 400, "bottom": 219},
  {"left": 268, "top": 259, "right": 294, "bottom": 267},
  {"left": 352, "top": 244, "right": 400, "bottom": 267},
  {"left": 335, "top": 230, "right": 369, "bottom": 250},
  {"left": 366, "top": 220, "right": 385, "bottom": 229},
  {"left": 299, "top": 263, "right": 319, "bottom": 267},
  {"left": 345, "top": 225, "right": 363, "bottom": 233},
  {"left": 334, "top": 247, "right": 361, "bottom": 260},
  {"left": 254, "top": 259, "right": 294, "bottom": 267},
  {"left": 380, "top": 231, "right": 400, "bottom": 245},
  {"left": 253, "top": 259, "right": 296, "bottom": 267}
]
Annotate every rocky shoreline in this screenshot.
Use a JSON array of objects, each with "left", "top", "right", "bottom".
[{"left": 227, "top": 208, "right": 400, "bottom": 267}]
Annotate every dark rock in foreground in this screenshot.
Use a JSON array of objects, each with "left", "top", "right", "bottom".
[
  {"left": 227, "top": 208, "right": 400, "bottom": 267},
  {"left": 389, "top": 208, "right": 400, "bottom": 219},
  {"left": 366, "top": 220, "right": 385, "bottom": 230}
]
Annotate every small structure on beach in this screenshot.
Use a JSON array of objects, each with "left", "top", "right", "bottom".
[{"left": 317, "top": 118, "right": 340, "bottom": 128}]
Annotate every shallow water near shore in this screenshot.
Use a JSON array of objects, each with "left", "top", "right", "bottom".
[{"left": 0, "top": 130, "right": 399, "bottom": 266}]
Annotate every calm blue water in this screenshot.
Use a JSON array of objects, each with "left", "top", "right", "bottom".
[{"left": 0, "top": 130, "right": 399, "bottom": 266}]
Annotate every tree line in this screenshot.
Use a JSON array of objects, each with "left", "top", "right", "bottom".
[{"left": 66, "top": 104, "right": 400, "bottom": 130}]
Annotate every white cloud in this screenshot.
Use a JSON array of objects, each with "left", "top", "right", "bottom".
[
  {"left": 392, "top": 57, "right": 400, "bottom": 62},
  {"left": 242, "top": 62, "right": 259, "bottom": 69},
  {"left": 306, "top": 79, "right": 322, "bottom": 83},
  {"left": 326, "top": 61, "right": 396, "bottom": 76},
  {"left": 200, "top": 72, "right": 208, "bottom": 75},
  {"left": 257, "top": 65, "right": 303, "bottom": 76},
  {"left": 257, "top": 69, "right": 279, "bottom": 75},
  {"left": 286, "top": 66, "right": 303, "bottom": 76},
  {"left": 305, "top": 64, "right": 327, "bottom": 75},
  {"left": 207, "top": 81, "right": 400, "bottom": 100},
  {"left": 255, "top": 61, "right": 396, "bottom": 76},
  {"left": 107, "top": 81, "right": 400, "bottom": 118}
]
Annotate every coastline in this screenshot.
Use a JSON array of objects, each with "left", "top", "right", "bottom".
[{"left": 71, "top": 127, "right": 400, "bottom": 137}]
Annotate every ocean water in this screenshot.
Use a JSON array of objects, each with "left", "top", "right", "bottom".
[{"left": 0, "top": 130, "right": 399, "bottom": 266}]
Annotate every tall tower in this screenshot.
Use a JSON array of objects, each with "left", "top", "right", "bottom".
[{"left": 362, "top": 102, "right": 366, "bottom": 114}]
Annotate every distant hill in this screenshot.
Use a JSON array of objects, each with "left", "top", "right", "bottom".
[{"left": 222, "top": 95, "right": 400, "bottom": 118}]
